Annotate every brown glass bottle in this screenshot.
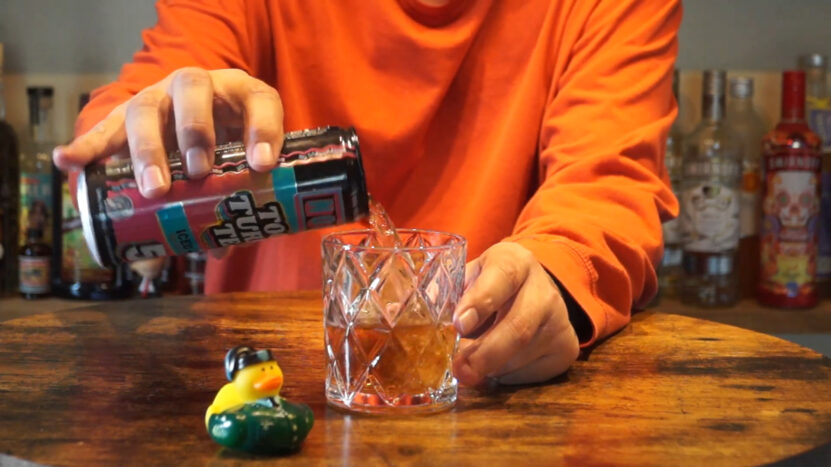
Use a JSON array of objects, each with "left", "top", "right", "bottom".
[
  {"left": 758, "top": 71, "right": 822, "bottom": 309},
  {"left": 19, "top": 227, "right": 51, "bottom": 299}
]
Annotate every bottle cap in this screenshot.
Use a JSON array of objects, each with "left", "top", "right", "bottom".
[
  {"left": 798, "top": 53, "right": 827, "bottom": 70},
  {"left": 729, "top": 76, "right": 754, "bottom": 99},
  {"left": 26, "top": 86, "right": 54, "bottom": 98},
  {"left": 702, "top": 69, "right": 727, "bottom": 97},
  {"left": 27, "top": 86, "right": 54, "bottom": 126}
]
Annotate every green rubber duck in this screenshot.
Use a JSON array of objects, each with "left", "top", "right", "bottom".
[{"left": 206, "top": 346, "right": 314, "bottom": 455}]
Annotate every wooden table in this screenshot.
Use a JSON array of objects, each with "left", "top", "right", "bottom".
[{"left": 1, "top": 292, "right": 830, "bottom": 466}]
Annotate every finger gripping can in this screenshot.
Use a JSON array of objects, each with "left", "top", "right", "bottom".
[{"left": 78, "top": 126, "right": 369, "bottom": 268}]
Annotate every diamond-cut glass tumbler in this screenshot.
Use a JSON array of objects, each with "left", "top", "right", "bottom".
[{"left": 322, "top": 229, "right": 466, "bottom": 414}]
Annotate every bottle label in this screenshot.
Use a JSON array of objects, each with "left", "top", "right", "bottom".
[
  {"left": 759, "top": 151, "right": 821, "bottom": 298},
  {"left": 19, "top": 255, "right": 50, "bottom": 294},
  {"left": 19, "top": 171, "right": 53, "bottom": 247},
  {"left": 680, "top": 182, "right": 740, "bottom": 253},
  {"left": 818, "top": 167, "right": 831, "bottom": 278},
  {"left": 740, "top": 159, "right": 761, "bottom": 238}
]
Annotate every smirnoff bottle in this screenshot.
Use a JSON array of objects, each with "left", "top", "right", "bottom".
[
  {"left": 758, "top": 71, "right": 822, "bottom": 308},
  {"left": 679, "top": 70, "right": 742, "bottom": 307}
]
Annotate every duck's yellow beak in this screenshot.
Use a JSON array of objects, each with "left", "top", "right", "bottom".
[{"left": 253, "top": 374, "right": 283, "bottom": 392}]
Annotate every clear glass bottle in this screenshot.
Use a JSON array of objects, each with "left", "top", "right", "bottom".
[
  {"left": 798, "top": 53, "right": 831, "bottom": 298},
  {"left": 18, "top": 87, "right": 55, "bottom": 252},
  {"left": 658, "top": 69, "right": 684, "bottom": 300},
  {"left": 0, "top": 43, "right": 20, "bottom": 295},
  {"left": 725, "top": 77, "right": 767, "bottom": 299},
  {"left": 679, "top": 70, "right": 742, "bottom": 307},
  {"left": 758, "top": 70, "right": 822, "bottom": 309}
]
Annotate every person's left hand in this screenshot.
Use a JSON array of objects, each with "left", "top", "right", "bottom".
[{"left": 452, "top": 242, "right": 580, "bottom": 386}]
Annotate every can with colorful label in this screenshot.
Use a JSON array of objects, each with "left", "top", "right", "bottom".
[{"left": 77, "top": 126, "right": 369, "bottom": 268}]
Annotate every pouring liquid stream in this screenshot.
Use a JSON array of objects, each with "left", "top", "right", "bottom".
[{"left": 367, "top": 197, "right": 403, "bottom": 248}]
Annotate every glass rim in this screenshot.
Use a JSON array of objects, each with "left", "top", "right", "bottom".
[{"left": 321, "top": 228, "right": 466, "bottom": 252}]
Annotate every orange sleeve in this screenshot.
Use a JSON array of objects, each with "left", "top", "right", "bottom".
[
  {"left": 505, "top": 0, "right": 682, "bottom": 347},
  {"left": 75, "top": 0, "right": 273, "bottom": 135}
]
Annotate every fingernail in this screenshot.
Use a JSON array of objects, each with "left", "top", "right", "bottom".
[
  {"left": 252, "top": 142, "right": 275, "bottom": 168},
  {"left": 455, "top": 308, "right": 479, "bottom": 335},
  {"left": 185, "top": 147, "right": 211, "bottom": 177},
  {"left": 52, "top": 147, "right": 67, "bottom": 167},
  {"left": 141, "top": 165, "right": 166, "bottom": 194}
]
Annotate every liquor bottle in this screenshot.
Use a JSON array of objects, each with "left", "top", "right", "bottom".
[
  {"left": 758, "top": 71, "right": 822, "bottom": 308},
  {"left": 658, "top": 69, "right": 684, "bottom": 300},
  {"left": 0, "top": 43, "right": 20, "bottom": 295},
  {"left": 679, "top": 70, "right": 742, "bottom": 307},
  {"left": 19, "top": 87, "right": 55, "bottom": 252},
  {"left": 19, "top": 227, "right": 51, "bottom": 298},
  {"left": 725, "top": 77, "right": 767, "bottom": 299},
  {"left": 798, "top": 54, "right": 831, "bottom": 298},
  {"left": 52, "top": 94, "right": 132, "bottom": 299}
]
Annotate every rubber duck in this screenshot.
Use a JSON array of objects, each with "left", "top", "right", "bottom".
[
  {"left": 205, "top": 346, "right": 314, "bottom": 455},
  {"left": 205, "top": 346, "right": 285, "bottom": 426}
]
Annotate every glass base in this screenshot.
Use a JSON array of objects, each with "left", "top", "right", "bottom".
[{"left": 326, "top": 386, "right": 456, "bottom": 415}]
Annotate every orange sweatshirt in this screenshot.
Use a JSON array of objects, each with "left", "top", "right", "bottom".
[{"left": 77, "top": 0, "right": 681, "bottom": 346}]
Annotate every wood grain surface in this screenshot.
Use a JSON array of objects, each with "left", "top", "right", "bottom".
[{"left": 1, "top": 291, "right": 830, "bottom": 466}]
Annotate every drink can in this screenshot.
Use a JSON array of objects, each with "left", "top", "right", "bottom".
[{"left": 77, "top": 126, "right": 369, "bottom": 268}]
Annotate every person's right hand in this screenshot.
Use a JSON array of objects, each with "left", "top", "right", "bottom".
[{"left": 53, "top": 67, "right": 285, "bottom": 198}]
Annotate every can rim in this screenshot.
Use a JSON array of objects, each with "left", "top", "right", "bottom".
[{"left": 77, "top": 169, "right": 105, "bottom": 268}]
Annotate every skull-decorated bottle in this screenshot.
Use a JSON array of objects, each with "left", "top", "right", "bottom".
[
  {"left": 679, "top": 70, "right": 743, "bottom": 307},
  {"left": 758, "top": 71, "right": 822, "bottom": 308}
]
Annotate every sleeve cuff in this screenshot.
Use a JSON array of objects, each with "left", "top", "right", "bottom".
[{"left": 507, "top": 235, "right": 606, "bottom": 348}]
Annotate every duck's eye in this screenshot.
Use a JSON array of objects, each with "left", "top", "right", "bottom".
[{"left": 261, "top": 368, "right": 265, "bottom": 372}]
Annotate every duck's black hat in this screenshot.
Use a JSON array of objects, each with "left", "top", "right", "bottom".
[{"left": 224, "top": 346, "right": 275, "bottom": 381}]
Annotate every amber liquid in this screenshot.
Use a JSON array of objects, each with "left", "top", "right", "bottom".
[{"left": 326, "top": 323, "right": 457, "bottom": 406}]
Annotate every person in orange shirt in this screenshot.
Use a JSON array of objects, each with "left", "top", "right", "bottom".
[{"left": 53, "top": 0, "right": 681, "bottom": 388}]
